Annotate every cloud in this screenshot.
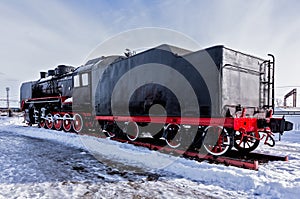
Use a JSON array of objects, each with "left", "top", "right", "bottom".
[
  {"left": 0, "top": 0, "right": 299, "bottom": 103},
  {"left": 155, "top": 1, "right": 300, "bottom": 95},
  {"left": 0, "top": 0, "right": 112, "bottom": 81}
]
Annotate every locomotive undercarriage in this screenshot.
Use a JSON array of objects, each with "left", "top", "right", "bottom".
[{"left": 23, "top": 99, "right": 291, "bottom": 157}]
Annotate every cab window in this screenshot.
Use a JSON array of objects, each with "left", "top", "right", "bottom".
[
  {"left": 82, "top": 73, "right": 89, "bottom": 86},
  {"left": 74, "top": 75, "right": 80, "bottom": 87},
  {"left": 74, "top": 73, "right": 89, "bottom": 87}
]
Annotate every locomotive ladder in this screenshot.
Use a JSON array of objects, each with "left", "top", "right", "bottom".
[{"left": 260, "top": 54, "right": 275, "bottom": 110}]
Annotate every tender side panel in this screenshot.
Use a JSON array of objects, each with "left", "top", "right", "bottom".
[
  {"left": 95, "top": 48, "right": 213, "bottom": 118},
  {"left": 222, "top": 48, "right": 266, "bottom": 110}
]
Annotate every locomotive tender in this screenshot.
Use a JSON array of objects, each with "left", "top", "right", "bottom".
[{"left": 20, "top": 44, "right": 293, "bottom": 156}]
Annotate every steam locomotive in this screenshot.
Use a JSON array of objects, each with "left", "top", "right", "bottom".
[{"left": 20, "top": 44, "right": 293, "bottom": 156}]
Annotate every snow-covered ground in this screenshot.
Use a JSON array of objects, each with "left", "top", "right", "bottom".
[{"left": 0, "top": 115, "right": 300, "bottom": 199}]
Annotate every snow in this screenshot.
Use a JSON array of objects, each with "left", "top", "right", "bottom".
[
  {"left": 64, "top": 97, "right": 73, "bottom": 103},
  {"left": 0, "top": 115, "right": 300, "bottom": 198}
]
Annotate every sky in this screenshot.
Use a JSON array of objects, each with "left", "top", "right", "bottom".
[{"left": 0, "top": 0, "right": 299, "bottom": 107}]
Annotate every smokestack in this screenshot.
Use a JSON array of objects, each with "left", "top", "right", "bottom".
[
  {"left": 40, "top": 72, "right": 47, "bottom": 79},
  {"left": 48, "top": 70, "right": 55, "bottom": 76}
]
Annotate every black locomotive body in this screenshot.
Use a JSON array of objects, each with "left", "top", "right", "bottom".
[
  {"left": 95, "top": 44, "right": 270, "bottom": 118},
  {"left": 21, "top": 65, "right": 74, "bottom": 124},
  {"left": 20, "top": 44, "right": 293, "bottom": 156}
]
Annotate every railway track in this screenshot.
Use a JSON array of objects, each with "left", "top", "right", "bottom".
[
  {"left": 24, "top": 121, "right": 289, "bottom": 171},
  {"left": 86, "top": 132, "right": 288, "bottom": 171}
]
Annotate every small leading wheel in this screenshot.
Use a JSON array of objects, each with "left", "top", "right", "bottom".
[
  {"left": 234, "top": 131, "right": 260, "bottom": 153},
  {"left": 45, "top": 113, "right": 54, "bottom": 129},
  {"left": 165, "top": 124, "right": 181, "bottom": 148},
  {"left": 73, "top": 113, "right": 84, "bottom": 133},
  {"left": 124, "top": 122, "right": 139, "bottom": 141},
  {"left": 39, "top": 118, "right": 46, "bottom": 128},
  {"left": 53, "top": 114, "right": 62, "bottom": 130},
  {"left": 63, "top": 113, "right": 72, "bottom": 132},
  {"left": 202, "top": 126, "right": 232, "bottom": 156}
]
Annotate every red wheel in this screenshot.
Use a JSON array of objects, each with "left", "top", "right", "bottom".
[
  {"left": 39, "top": 119, "right": 46, "bottom": 128},
  {"left": 72, "top": 113, "right": 83, "bottom": 133},
  {"left": 234, "top": 131, "right": 260, "bottom": 153},
  {"left": 53, "top": 114, "right": 62, "bottom": 130},
  {"left": 124, "top": 122, "right": 139, "bottom": 141},
  {"left": 202, "top": 126, "right": 232, "bottom": 156},
  {"left": 63, "top": 113, "right": 72, "bottom": 132},
  {"left": 45, "top": 114, "right": 53, "bottom": 129}
]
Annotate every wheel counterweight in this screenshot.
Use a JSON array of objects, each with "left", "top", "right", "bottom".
[
  {"left": 39, "top": 119, "right": 46, "bottom": 128},
  {"left": 53, "top": 114, "right": 62, "bottom": 130},
  {"left": 45, "top": 114, "right": 54, "bottom": 129}
]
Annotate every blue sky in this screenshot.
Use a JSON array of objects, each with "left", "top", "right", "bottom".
[{"left": 0, "top": 0, "right": 299, "bottom": 106}]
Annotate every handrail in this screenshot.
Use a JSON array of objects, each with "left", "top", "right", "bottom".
[{"left": 222, "top": 64, "right": 261, "bottom": 75}]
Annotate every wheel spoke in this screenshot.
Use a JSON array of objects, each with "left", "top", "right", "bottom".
[
  {"left": 234, "top": 131, "right": 260, "bottom": 153},
  {"left": 203, "top": 126, "right": 232, "bottom": 156},
  {"left": 247, "top": 142, "right": 251, "bottom": 148}
]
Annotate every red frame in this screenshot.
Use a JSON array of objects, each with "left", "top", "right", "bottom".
[
  {"left": 24, "top": 95, "right": 266, "bottom": 134},
  {"left": 95, "top": 115, "right": 261, "bottom": 132}
]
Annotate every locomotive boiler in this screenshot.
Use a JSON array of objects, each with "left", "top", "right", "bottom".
[{"left": 20, "top": 44, "right": 293, "bottom": 156}]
